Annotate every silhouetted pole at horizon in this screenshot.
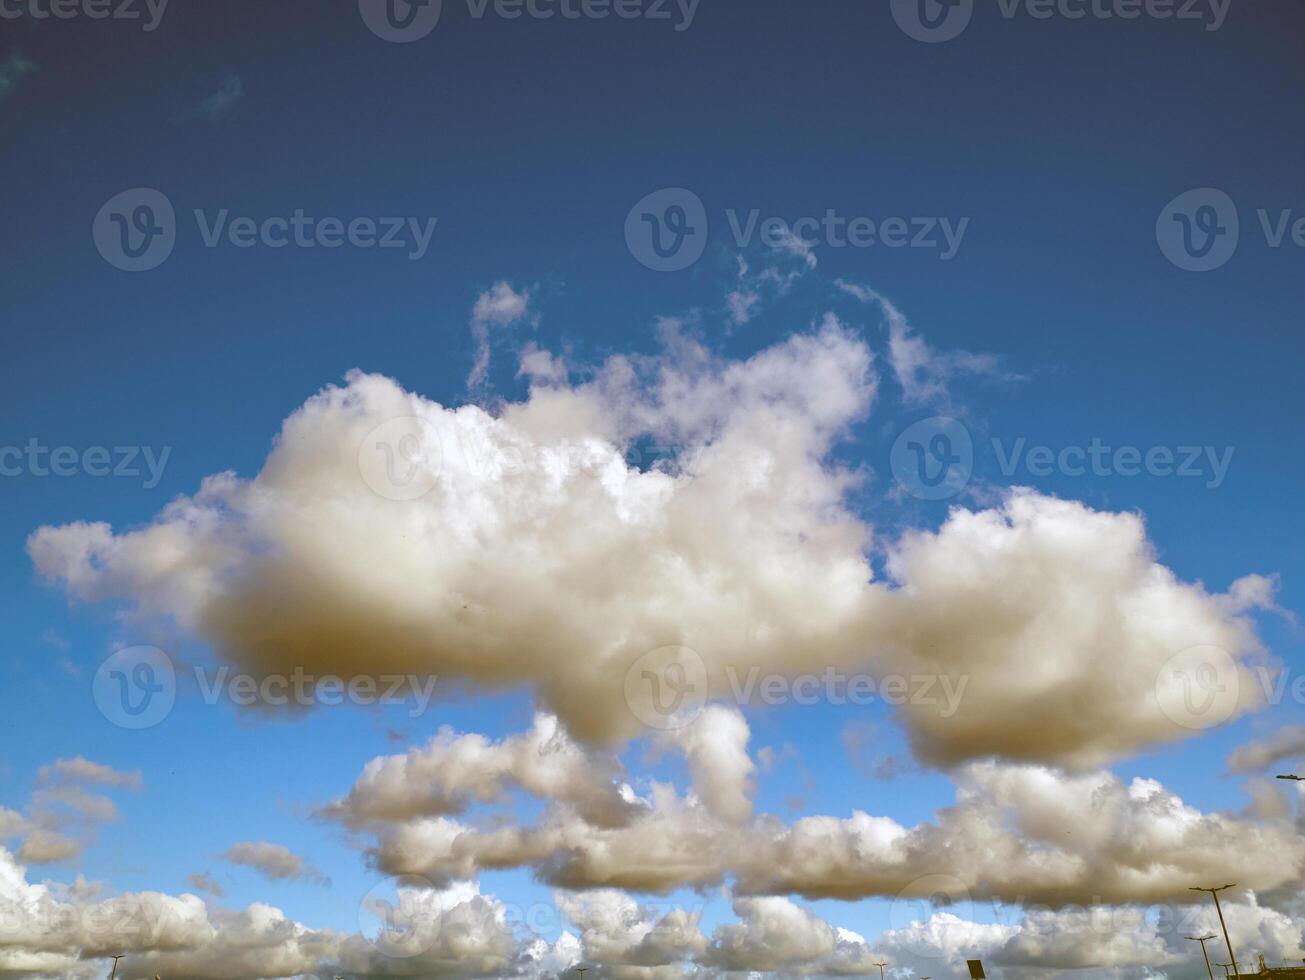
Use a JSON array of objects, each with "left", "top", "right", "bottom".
[
  {"left": 1192, "top": 886, "right": 1241, "bottom": 979},
  {"left": 1187, "top": 933, "right": 1219, "bottom": 980}
]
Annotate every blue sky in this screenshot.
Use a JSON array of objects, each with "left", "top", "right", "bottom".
[{"left": 2, "top": 2, "right": 1304, "bottom": 978}]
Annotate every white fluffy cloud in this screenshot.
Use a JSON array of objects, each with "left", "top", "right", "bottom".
[
  {"left": 27, "top": 317, "right": 1275, "bottom": 770},
  {"left": 0, "top": 844, "right": 894, "bottom": 980},
  {"left": 326, "top": 713, "right": 635, "bottom": 831},
  {"left": 660, "top": 705, "right": 756, "bottom": 824},
  {"left": 871, "top": 491, "right": 1274, "bottom": 768},
  {"left": 325, "top": 712, "right": 1305, "bottom": 909}
]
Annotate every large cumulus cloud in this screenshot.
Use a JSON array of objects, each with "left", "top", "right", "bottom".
[
  {"left": 28, "top": 316, "right": 1276, "bottom": 770},
  {"left": 326, "top": 711, "right": 1305, "bottom": 908}
]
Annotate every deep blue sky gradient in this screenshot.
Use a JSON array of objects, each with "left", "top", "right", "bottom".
[{"left": 2, "top": 0, "right": 1303, "bottom": 946}]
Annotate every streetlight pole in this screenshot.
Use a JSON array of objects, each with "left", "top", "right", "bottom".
[
  {"left": 108, "top": 956, "right": 124, "bottom": 980},
  {"left": 1187, "top": 934, "right": 1218, "bottom": 980},
  {"left": 1192, "top": 885, "right": 1240, "bottom": 978},
  {"left": 874, "top": 962, "right": 889, "bottom": 980}
]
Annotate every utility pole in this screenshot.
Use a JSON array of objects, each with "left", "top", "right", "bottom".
[
  {"left": 1187, "top": 934, "right": 1218, "bottom": 980},
  {"left": 1192, "top": 886, "right": 1241, "bottom": 979},
  {"left": 108, "top": 955, "right": 124, "bottom": 980}
]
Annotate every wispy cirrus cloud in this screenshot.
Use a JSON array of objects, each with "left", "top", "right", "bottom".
[
  {"left": 1227, "top": 725, "right": 1305, "bottom": 774},
  {"left": 221, "top": 840, "right": 329, "bottom": 886},
  {"left": 0, "top": 49, "right": 35, "bottom": 103}
]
